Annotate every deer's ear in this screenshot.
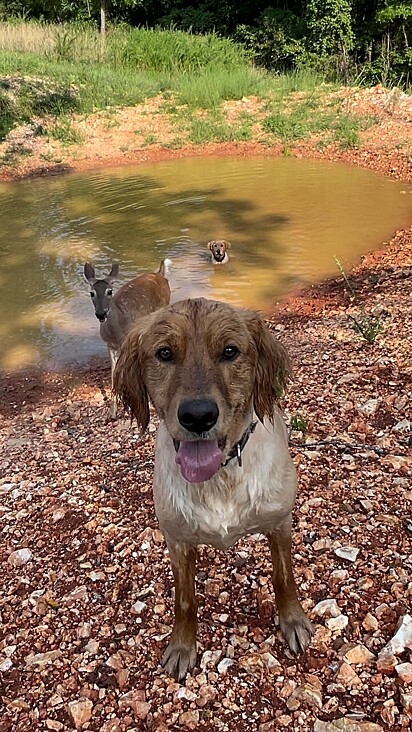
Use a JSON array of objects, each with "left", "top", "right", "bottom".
[
  {"left": 84, "top": 263, "right": 96, "bottom": 284},
  {"left": 107, "top": 263, "right": 119, "bottom": 282}
]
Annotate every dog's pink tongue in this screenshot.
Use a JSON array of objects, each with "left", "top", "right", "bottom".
[{"left": 176, "top": 440, "right": 222, "bottom": 483}]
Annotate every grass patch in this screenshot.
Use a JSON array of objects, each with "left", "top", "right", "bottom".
[
  {"left": 0, "top": 23, "right": 262, "bottom": 137},
  {"left": 113, "top": 26, "right": 248, "bottom": 74},
  {"left": 263, "top": 111, "right": 309, "bottom": 142},
  {"left": 0, "top": 141, "right": 32, "bottom": 167},
  {"left": 142, "top": 134, "right": 158, "bottom": 146},
  {"left": 162, "top": 137, "right": 186, "bottom": 149},
  {"left": 332, "top": 114, "right": 361, "bottom": 148},
  {"left": 48, "top": 117, "right": 83, "bottom": 145},
  {"left": 262, "top": 90, "right": 374, "bottom": 148},
  {"left": 335, "top": 257, "right": 384, "bottom": 344},
  {"left": 189, "top": 114, "right": 234, "bottom": 144},
  {"left": 187, "top": 109, "right": 254, "bottom": 145},
  {"left": 0, "top": 88, "right": 15, "bottom": 137},
  {"left": 174, "top": 67, "right": 270, "bottom": 108},
  {"left": 0, "top": 22, "right": 325, "bottom": 122},
  {"left": 0, "top": 21, "right": 373, "bottom": 154},
  {"left": 290, "top": 413, "right": 308, "bottom": 434},
  {"left": 40, "top": 151, "right": 63, "bottom": 163},
  {"left": 236, "top": 112, "right": 254, "bottom": 140},
  {"left": 0, "top": 22, "right": 248, "bottom": 72},
  {"left": 0, "top": 74, "right": 80, "bottom": 140},
  {"left": 347, "top": 313, "right": 384, "bottom": 343},
  {"left": 271, "top": 68, "right": 331, "bottom": 96}
]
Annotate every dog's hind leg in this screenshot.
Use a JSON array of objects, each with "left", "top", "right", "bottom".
[
  {"left": 161, "top": 540, "right": 198, "bottom": 682},
  {"left": 267, "top": 518, "right": 313, "bottom": 654}
]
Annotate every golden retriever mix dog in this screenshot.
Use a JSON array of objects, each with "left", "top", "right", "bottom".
[
  {"left": 208, "top": 239, "right": 231, "bottom": 264},
  {"left": 114, "top": 298, "right": 313, "bottom": 681}
]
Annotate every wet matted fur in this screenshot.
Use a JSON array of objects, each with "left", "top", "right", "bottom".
[{"left": 114, "top": 298, "right": 313, "bottom": 681}]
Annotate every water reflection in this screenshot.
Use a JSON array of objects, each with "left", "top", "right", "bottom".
[{"left": 0, "top": 156, "right": 411, "bottom": 369}]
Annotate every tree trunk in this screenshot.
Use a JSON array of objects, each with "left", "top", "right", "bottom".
[{"left": 100, "top": 0, "right": 106, "bottom": 36}]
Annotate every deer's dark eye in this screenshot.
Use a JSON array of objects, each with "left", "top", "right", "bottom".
[
  {"left": 90, "top": 292, "right": 96, "bottom": 298},
  {"left": 222, "top": 345, "right": 239, "bottom": 361},
  {"left": 107, "top": 289, "right": 113, "bottom": 296},
  {"left": 156, "top": 347, "right": 173, "bottom": 363}
]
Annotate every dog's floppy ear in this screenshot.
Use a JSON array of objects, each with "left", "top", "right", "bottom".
[
  {"left": 224, "top": 240, "right": 231, "bottom": 250},
  {"left": 245, "top": 312, "right": 291, "bottom": 423},
  {"left": 113, "top": 326, "right": 150, "bottom": 432},
  {"left": 207, "top": 241, "right": 214, "bottom": 251}
]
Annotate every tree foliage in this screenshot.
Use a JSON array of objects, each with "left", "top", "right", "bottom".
[
  {"left": 305, "top": 0, "right": 354, "bottom": 56},
  {"left": 0, "top": 0, "right": 410, "bottom": 86}
]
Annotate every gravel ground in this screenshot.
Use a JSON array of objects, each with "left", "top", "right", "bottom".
[{"left": 1, "top": 85, "right": 412, "bottom": 731}]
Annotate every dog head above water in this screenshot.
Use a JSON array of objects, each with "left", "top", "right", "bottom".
[
  {"left": 114, "top": 298, "right": 290, "bottom": 483},
  {"left": 207, "top": 239, "right": 231, "bottom": 264}
]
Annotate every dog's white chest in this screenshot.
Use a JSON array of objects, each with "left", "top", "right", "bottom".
[{"left": 153, "top": 418, "right": 297, "bottom": 549}]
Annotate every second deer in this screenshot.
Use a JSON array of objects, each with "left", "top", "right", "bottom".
[{"left": 84, "top": 259, "right": 171, "bottom": 418}]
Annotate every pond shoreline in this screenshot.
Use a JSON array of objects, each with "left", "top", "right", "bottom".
[
  {"left": 2, "top": 138, "right": 412, "bottom": 186},
  {"left": 1, "top": 102, "right": 412, "bottom": 730},
  {"left": 1, "top": 133, "right": 411, "bottom": 378}
]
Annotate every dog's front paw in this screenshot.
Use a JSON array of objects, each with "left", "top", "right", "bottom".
[
  {"left": 161, "top": 641, "right": 197, "bottom": 682},
  {"left": 280, "top": 608, "right": 313, "bottom": 654}
]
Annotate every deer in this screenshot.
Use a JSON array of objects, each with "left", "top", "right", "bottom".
[{"left": 84, "top": 259, "right": 171, "bottom": 418}]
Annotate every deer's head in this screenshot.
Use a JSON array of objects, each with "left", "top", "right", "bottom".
[{"left": 84, "top": 263, "right": 119, "bottom": 323}]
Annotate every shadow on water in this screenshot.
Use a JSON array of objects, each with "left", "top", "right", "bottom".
[{"left": 0, "top": 155, "right": 411, "bottom": 369}]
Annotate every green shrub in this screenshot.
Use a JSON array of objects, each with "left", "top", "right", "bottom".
[
  {"left": 263, "top": 111, "right": 308, "bottom": 142},
  {"left": 235, "top": 9, "right": 305, "bottom": 71},
  {"left": 0, "top": 88, "right": 16, "bottom": 137}
]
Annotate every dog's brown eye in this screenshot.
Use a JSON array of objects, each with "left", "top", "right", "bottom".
[
  {"left": 222, "top": 345, "right": 239, "bottom": 361},
  {"left": 156, "top": 347, "right": 173, "bottom": 363}
]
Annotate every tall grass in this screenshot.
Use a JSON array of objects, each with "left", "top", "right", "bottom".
[
  {"left": 0, "top": 18, "right": 56, "bottom": 54},
  {"left": 0, "top": 21, "right": 248, "bottom": 70},
  {"left": 271, "top": 68, "right": 329, "bottom": 96},
  {"left": 0, "top": 19, "right": 345, "bottom": 151},
  {"left": 112, "top": 27, "right": 248, "bottom": 73},
  {"left": 0, "top": 21, "right": 265, "bottom": 134},
  {"left": 174, "top": 67, "right": 270, "bottom": 108}
]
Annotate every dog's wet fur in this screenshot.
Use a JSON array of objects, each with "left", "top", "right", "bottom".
[
  {"left": 208, "top": 239, "right": 231, "bottom": 264},
  {"left": 114, "top": 298, "right": 313, "bottom": 680}
]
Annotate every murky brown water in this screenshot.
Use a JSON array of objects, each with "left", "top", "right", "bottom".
[{"left": 1, "top": 156, "right": 411, "bottom": 370}]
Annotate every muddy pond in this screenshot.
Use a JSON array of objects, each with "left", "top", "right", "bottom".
[{"left": 1, "top": 156, "right": 411, "bottom": 370}]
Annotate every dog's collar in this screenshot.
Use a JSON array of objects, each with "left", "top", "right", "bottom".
[{"left": 221, "top": 421, "right": 258, "bottom": 469}]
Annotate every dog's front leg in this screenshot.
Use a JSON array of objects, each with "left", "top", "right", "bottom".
[
  {"left": 267, "top": 518, "right": 313, "bottom": 654},
  {"left": 161, "top": 539, "right": 198, "bottom": 682}
]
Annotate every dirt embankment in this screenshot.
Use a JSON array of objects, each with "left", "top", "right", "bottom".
[
  {"left": 1, "top": 84, "right": 412, "bottom": 184},
  {"left": 0, "top": 85, "right": 411, "bottom": 731}
]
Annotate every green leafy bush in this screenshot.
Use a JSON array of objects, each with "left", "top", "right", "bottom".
[{"left": 235, "top": 9, "right": 305, "bottom": 72}]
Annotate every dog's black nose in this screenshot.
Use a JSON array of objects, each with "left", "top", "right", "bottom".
[{"left": 178, "top": 399, "right": 219, "bottom": 434}]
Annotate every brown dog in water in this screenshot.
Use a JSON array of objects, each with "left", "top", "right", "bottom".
[
  {"left": 208, "top": 239, "right": 231, "bottom": 264},
  {"left": 114, "top": 298, "right": 313, "bottom": 681}
]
